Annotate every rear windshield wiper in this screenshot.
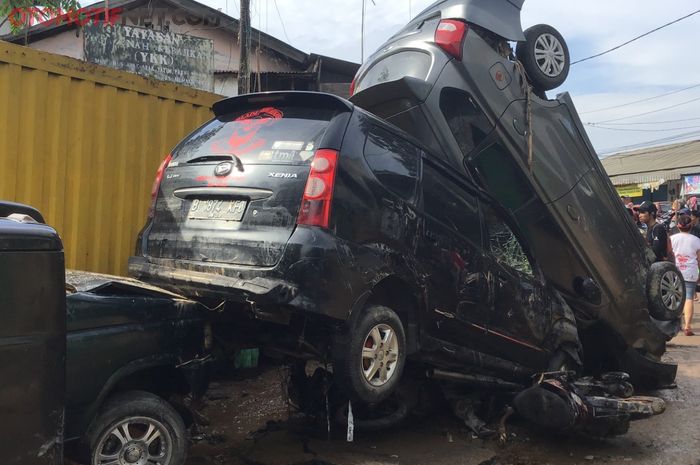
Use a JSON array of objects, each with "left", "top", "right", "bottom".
[{"left": 186, "top": 155, "right": 234, "bottom": 164}]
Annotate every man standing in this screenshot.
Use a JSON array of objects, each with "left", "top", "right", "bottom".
[
  {"left": 691, "top": 210, "right": 700, "bottom": 239},
  {"left": 637, "top": 201, "right": 669, "bottom": 261}
]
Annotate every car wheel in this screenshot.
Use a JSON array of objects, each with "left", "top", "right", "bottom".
[
  {"left": 647, "top": 261, "right": 685, "bottom": 321},
  {"left": 86, "top": 391, "right": 188, "bottom": 465},
  {"left": 334, "top": 305, "right": 406, "bottom": 404},
  {"left": 516, "top": 24, "right": 570, "bottom": 92}
]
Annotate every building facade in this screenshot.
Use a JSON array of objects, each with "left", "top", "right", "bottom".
[
  {"left": 602, "top": 139, "right": 700, "bottom": 205},
  {"left": 1, "top": 0, "right": 358, "bottom": 96}
]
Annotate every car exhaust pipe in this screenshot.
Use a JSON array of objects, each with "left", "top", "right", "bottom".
[{"left": 426, "top": 368, "right": 524, "bottom": 390}]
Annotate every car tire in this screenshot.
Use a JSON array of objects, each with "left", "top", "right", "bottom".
[
  {"left": 647, "top": 261, "right": 685, "bottom": 321},
  {"left": 334, "top": 395, "right": 411, "bottom": 432},
  {"left": 334, "top": 305, "right": 407, "bottom": 404},
  {"left": 516, "top": 24, "right": 570, "bottom": 92},
  {"left": 85, "top": 390, "right": 188, "bottom": 465}
]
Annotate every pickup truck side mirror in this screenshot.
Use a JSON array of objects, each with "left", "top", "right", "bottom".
[{"left": 0, "top": 201, "right": 45, "bottom": 224}]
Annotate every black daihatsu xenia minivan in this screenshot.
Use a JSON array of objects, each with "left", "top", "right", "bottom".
[{"left": 130, "top": 91, "right": 583, "bottom": 404}]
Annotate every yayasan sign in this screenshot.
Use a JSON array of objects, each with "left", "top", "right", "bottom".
[{"left": 84, "top": 24, "right": 214, "bottom": 91}]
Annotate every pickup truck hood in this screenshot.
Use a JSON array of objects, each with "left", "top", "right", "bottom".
[{"left": 66, "top": 270, "right": 205, "bottom": 332}]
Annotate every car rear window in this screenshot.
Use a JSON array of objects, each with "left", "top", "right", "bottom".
[
  {"left": 355, "top": 51, "right": 432, "bottom": 94},
  {"left": 440, "top": 88, "right": 492, "bottom": 158},
  {"left": 173, "top": 106, "right": 338, "bottom": 165}
]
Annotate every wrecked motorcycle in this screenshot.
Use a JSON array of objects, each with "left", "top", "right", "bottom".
[{"left": 286, "top": 362, "right": 665, "bottom": 439}]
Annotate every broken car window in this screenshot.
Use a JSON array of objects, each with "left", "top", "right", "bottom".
[{"left": 482, "top": 203, "right": 533, "bottom": 276}]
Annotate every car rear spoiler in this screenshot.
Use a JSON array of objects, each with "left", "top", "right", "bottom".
[{"left": 212, "top": 91, "right": 354, "bottom": 118}]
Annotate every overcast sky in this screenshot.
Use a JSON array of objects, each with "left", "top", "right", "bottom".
[{"left": 200, "top": 0, "right": 700, "bottom": 155}]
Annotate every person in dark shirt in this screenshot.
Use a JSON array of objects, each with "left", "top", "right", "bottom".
[
  {"left": 692, "top": 210, "right": 700, "bottom": 302},
  {"left": 691, "top": 210, "right": 700, "bottom": 239},
  {"left": 637, "top": 201, "right": 669, "bottom": 261}
]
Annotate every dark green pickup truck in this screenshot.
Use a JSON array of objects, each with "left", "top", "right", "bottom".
[
  {"left": 65, "top": 270, "right": 210, "bottom": 465},
  {"left": 0, "top": 201, "right": 209, "bottom": 465}
]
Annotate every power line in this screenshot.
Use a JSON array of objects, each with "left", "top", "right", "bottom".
[
  {"left": 595, "top": 117, "right": 700, "bottom": 126},
  {"left": 586, "top": 124, "right": 700, "bottom": 132},
  {"left": 572, "top": 9, "right": 700, "bottom": 65},
  {"left": 272, "top": 0, "right": 290, "bottom": 42},
  {"left": 580, "top": 83, "right": 700, "bottom": 114},
  {"left": 591, "top": 95, "right": 700, "bottom": 124},
  {"left": 598, "top": 129, "right": 700, "bottom": 155}
]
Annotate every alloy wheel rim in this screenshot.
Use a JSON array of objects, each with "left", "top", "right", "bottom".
[
  {"left": 534, "top": 33, "right": 566, "bottom": 77},
  {"left": 93, "top": 417, "right": 172, "bottom": 465},
  {"left": 361, "top": 323, "right": 400, "bottom": 387},
  {"left": 660, "top": 271, "right": 684, "bottom": 311}
]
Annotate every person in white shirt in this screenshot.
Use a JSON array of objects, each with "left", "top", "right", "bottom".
[{"left": 670, "top": 214, "right": 700, "bottom": 336}]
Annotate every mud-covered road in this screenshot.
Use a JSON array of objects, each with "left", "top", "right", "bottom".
[{"left": 187, "top": 333, "right": 700, "bottom": 465}]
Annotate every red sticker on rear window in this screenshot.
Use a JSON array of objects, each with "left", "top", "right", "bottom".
[
  {"left": 235, "top": 107, "right": 284, "bottom": 121},
  {"left": 211, "top": 107, "right": 284, "bottom": 156}
]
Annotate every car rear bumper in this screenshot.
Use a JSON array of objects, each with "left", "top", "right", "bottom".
[
  {"left": 128, "top": 255, "right": 299, "bottom": 304},
  {"left": 129, "top": 226, "right": 356, "bottom": 322}
]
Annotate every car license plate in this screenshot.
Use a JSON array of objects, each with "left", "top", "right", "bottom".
[{"left": 188, "top": 199, "right": 247, "bottom": 221}]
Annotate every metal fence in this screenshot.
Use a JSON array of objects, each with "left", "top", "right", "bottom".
[{"left": 0, "top": 40, "right": 221, "bottom": 275}]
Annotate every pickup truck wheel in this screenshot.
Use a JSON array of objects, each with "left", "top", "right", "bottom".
[
  {"left": 516, "top": 24, "right": 570, "bottom": 92},
  {"left": 334, "top": 305, "right": 406, "bottom": 404},
  {"left": 647, "top": 261, "right": 685, "bottom": 321},
  {"left": 86, "top": 391, "right": 188, "bottom": 465}
]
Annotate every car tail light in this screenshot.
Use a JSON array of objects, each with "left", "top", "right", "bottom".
[
  {"left": 297, "top": 149, "right": 339, "bottom": 228},
  {"left": 148, "top": 153, "right": 172, "bottom": 219},
  {"left": 349, "top": 78, "right": 356, "bottom": 96},
  {"left": 435, "top": 19, "right": 468, "bottom": 60}
]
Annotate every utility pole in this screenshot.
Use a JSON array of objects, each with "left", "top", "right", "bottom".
[
  {"left": 360, "top": 0, "right": 365, "bottom": 63},
  {"left": 238, "top": 0, "right": 252, "bottom": 95}
]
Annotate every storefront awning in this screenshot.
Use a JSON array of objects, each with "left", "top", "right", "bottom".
[{"left": 608, "top": 166, "right": 700, "bottom": 186}]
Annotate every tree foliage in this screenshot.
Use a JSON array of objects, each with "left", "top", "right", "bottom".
[{"left": 1, "top": 0, "right": 82, "bottom": 33}]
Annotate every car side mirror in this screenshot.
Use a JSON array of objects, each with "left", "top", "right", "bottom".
[{"left": 574, "top": 277, "right": 601, "bottom": 305}]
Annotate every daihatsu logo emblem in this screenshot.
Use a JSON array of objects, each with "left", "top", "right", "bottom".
[{"left": 214, "top": 162, "right": 233, "bottom": 176}]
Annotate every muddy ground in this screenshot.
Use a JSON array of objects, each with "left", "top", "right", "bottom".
[{"left": 185, "top": 330, "right": 700, "bottom": 465}]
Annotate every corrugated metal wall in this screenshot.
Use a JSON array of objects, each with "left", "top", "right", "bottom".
[{"left": 0, "top": 40, "right": 221, "bottom": 275}]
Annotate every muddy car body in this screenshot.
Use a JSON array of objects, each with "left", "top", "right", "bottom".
[
  {"left": 130, "top": 91, "right": 582, "bottom": 404},
  {"left": 64, "top": 270, "right": 210, "bottom": 465},
  {"left": 0, "top": 203, "right": 65, "bottom": 465},
  {"left": 348, "top": 0, "right": 681, "bottom": 386}
]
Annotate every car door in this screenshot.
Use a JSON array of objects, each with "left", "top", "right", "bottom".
[
  {"left": 479, "top": 201, "right": 552, "bottom": 368},
  {"left": 417, "top": 154, "right": 489, "bottom": 348}
]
